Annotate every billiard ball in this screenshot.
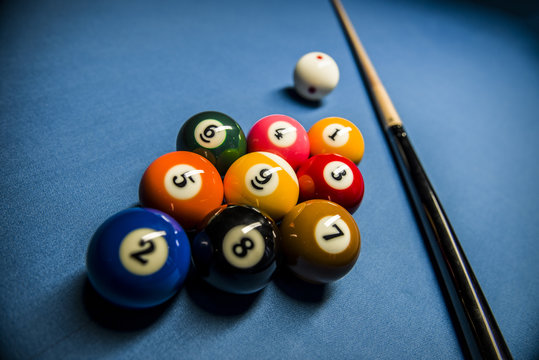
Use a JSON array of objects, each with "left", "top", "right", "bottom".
[
  {"left": 139, "top": 151, "right": 223, "bottom": 230},
  {"left": 176, "top": 111, "right": 246, "bottom": 175},
  {"left": 293, "top": 52, "right": 339, "bottom": 101},
  {"left": 297, "top": 153, "right": 365, "bottom": 213},
  {"left": 191, "top": 204, "right": 279, "bottom": 294},
  {"left": 86, "top": 207, "right": 191, "bottom": 308},
  {"left": 308, "top": 117, "right": 365, "bottom": 164},
  {"left": 223, "top": 151, "right": 299, "bottom": 220},
  {"left": 246, "top": 114, "right": 309, "bottom": 170},
  {"left": 280, "top": 200, "right": 360, "bottom": 284}
]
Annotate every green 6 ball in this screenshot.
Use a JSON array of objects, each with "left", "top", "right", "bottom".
[{"left": 176, "top": 111, "right": 247, "bottom": 175}]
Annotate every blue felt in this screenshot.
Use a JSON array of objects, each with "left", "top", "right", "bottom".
[{"left": 1, "top": 0, "right": 538, "bottom": 359}]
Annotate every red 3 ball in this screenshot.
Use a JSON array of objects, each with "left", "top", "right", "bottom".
[
  {"left": 296, "top": 153, "right": 364, "bottom": 213},
  {"left": 246, "top": 114, "right": 309, "bottom": 170}
]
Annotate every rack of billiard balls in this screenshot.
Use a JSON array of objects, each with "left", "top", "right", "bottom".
[{"left": 87, "top": 60, "right": 365, "bottom": 308}]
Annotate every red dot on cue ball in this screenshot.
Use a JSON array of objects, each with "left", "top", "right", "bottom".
[{"left": 293, "top": 51, "right": 339, "bottom": 101}]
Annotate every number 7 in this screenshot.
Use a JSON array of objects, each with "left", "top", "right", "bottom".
[{"left": 323, "top": 224, "right": 344, "bottom": 241}]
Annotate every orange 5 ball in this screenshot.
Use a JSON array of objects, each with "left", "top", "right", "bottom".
[
  {"left": 139, "top": 151, "right": 224, "bottom": 230},
  {"left": 309, "top": 117, "right": 365, "bottom": 164}
]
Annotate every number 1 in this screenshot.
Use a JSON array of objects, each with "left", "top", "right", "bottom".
[{"left": 328, "top": 128, "right": 340, "bottom": 141}]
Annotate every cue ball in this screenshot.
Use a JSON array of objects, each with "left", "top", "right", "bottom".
[
  {"left": 176, "top": 111, "right": 247, "bottom": 175},
  {"left": 297, "top": 153, "right": 365, "bottom": 213},
  {"left": 246, "top": 114, "right": 310, "bottom": 170},
  {"left": 224, "top": 151, "right": 299, "bottom": 220},
  {"left": 191, "top": 204, "right": 279, "bottom": 294},
  {"left": 293, "top": 52, "right": 339, "bottom": 101},
  {"left": 86, "top": 207, "right": 191, "bottom": 308},
  {"left": 280, "top": 200, "right": 360, "bottom": 284},
  {"left": 308, "top": 117, "right": 365, "bottom": 164},
  {"left": 139, "top": 151, "right": 223, "bottom": 230}
]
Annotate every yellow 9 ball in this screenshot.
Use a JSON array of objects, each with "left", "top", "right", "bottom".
[
  {"left": 308, "top": 117, "right": 365, "bottom": 164},
  {"left": 223, "top": 152, "right": 299, "bottom": 220}
]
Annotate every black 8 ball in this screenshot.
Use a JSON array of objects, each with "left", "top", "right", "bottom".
[{"left": 192, "top": 204, "right": 280, "bottom": 294}]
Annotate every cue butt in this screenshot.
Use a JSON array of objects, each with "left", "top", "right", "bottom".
[
  {"left": 387, "top": 124, "right": 512, "bottom": 359},
  {"left": 331, "top": 0, "right": 513, "bottom": 358}
]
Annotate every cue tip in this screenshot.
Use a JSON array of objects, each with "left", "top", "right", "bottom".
[{"left": 331, "top": 0, "right": 403, "bottom": 129}]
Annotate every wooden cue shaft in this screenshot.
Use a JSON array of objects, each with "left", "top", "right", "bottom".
[{"left": 331, "top": 0, "right": 513, "bottom": 359}]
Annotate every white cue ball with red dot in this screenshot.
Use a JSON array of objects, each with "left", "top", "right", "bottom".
[{"left": 293, "top": 52, "right": 340, "bottom": 101}]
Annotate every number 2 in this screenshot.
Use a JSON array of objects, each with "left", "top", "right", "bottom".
[{"left": 130, "top": 239, "right": 155, "bottom": 264}]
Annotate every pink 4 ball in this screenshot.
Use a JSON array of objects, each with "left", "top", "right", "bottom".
[{"left": 246, "top": 114, "right": 310, "bottom": 171}]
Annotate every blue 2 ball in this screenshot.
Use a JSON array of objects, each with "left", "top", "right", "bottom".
[{"left": 86, "top": 207, "right": 191, "bottom": 308}]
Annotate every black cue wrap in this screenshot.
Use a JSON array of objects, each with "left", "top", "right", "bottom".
[{"left": 386, "top": 124, "right": 512, "bottom": 360}]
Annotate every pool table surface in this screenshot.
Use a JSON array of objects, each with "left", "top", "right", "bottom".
[{"left": 1, "top": 0, "right": 538, "bottom": 359}]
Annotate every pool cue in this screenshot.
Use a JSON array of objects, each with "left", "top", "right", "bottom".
[{"left": 331, "top": 1, "right": 512, "bottom": 359}]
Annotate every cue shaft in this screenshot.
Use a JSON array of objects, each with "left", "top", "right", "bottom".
[{"left": 331, "top": 1, "right": 512, "bottom": 359}]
